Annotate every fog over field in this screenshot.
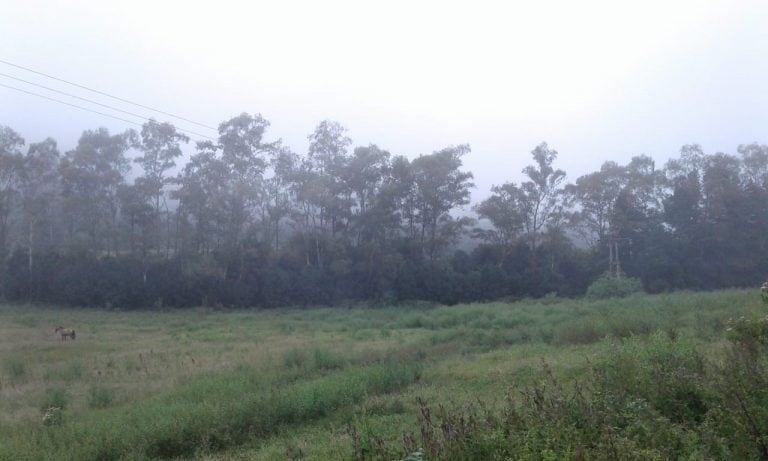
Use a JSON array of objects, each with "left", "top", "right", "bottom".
[
  {"left": 3, "top": 1, "right": 768, "bottom": 196},
  {"left": 4, "top": 3, "right": 768, "bottom": 460}
]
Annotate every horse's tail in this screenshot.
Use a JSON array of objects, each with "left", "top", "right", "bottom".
[{"left": 71, "top": 330, "right": 76, "bottom": 340}]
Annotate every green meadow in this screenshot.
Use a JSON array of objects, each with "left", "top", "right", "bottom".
[{"left": 1, "top": 289, "right": 766, "bottom": 460}]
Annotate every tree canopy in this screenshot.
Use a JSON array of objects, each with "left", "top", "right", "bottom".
[{"left": 1, "top": 116, "right": 766, "bottom": 308}]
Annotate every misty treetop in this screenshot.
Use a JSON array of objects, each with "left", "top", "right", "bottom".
[{"left": 0, "top": 115, "right": 767, "bottom": 308}]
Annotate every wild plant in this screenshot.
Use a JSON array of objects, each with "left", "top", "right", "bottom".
[{"left": 355, "top": 285, "right": 768, "bottom": 460}]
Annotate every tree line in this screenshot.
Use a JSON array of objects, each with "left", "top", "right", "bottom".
[{"left": 0, "top": 114, "right": 766, "bottom": 308}]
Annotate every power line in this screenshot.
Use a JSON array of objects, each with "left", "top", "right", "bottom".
[
  {"left": 0, "top": 82, "right": 215, "bottom": 142},
  {"left": 1, "top": 72, "right": 159, "bottom": 126},
  {"left": 0, "top": 58, "right": 217, "bottom": 131}
]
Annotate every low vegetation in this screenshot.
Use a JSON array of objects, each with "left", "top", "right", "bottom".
[
  {"left": 585, "top": 272, "right": 644, "bottom": 300},
  {"left": 0, "top": 288, "right": 766, "bottom": 460}
]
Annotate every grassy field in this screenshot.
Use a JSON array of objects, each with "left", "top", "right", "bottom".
[{"left": 0, "top": 289, "right": 766, "bottom": 460}]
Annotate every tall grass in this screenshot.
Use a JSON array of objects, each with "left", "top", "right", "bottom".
[
  {"left": 0, "top": 289, "right": 765, "bottom": 460},
  {"left": 2, "top": 355, "right": 26, "bottom": 380},
  {"left": 359, "top": 326, "right": 768, "bottom": 460},
  {"left": 0, "top": 360, "right": 421, "bottom": 460}
]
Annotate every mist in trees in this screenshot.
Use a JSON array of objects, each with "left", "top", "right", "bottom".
[{"left": 1, "top": 116, "right": 767, "bottom": 308}]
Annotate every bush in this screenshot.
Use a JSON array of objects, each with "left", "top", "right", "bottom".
[{"left": 586, "top": 272, "right": 644, "bottom": 300}]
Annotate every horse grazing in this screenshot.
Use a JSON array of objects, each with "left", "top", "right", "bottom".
[{"left": 54, "top": 326, "right": 76, "bottom": 341}]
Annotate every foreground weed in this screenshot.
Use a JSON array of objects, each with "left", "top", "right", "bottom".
[{"left": 359, "top": 327, "right": 768, "bottom": 460}]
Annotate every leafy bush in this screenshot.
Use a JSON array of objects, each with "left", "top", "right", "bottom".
[
  {"left": 586, "top": 272, "right": 644, "bottom": 300},
  {"left": 707, "top": 298, "right": 768, "bottom": 458},
  {"left": 599, "top": 332, "right": 710, "bottom": 424},
  {"left": 726, "top": 315, "right": 768, "bottom": 349}
]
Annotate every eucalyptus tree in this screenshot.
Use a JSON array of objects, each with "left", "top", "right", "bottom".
[
  {"left": 284, "top": 121, "right": 353, "bottom": 267},
  {"left": 388, "top": 155, "right": 417, "bottom": 240},
  {"left": 664, "top": 145, "right": 705, "bottom": 236},
  {"left": 173, "top": 141, "right": 229, "bottom": 254},
  {"left": 344, "top": 144, "right": 391, "bottom": 245},
  {"left": 664, "top": 166, "right": 703, "bottom": 240},
  {"left": 59, "top": 127, "right": 132, "bottom": 254},
  {"left": 626, "top": 155, "right": 667, "bottom": 214},
  {"left": 738, "top": 143, "right": 768, "bottom": 188},
  {"left": 134, "top": 120, "right": 189, "bottom": 213},
  {"left": 18, "top": 138, "right": 60, "bottom": 276},
  {"left": 518, "top": 142, "right": 567, "bottom": 252},
  {"left": 263, "top": 146, "right": 298, "bottom": 251},
  {"left": 567, "top": 161, "right": 626, "bottom": 247},
  {"left": 410, "top": 145, "right": 474, "bottom": 260},
  {"left": 0, "top": 126, "right": 24, "bottom": 258},
  {"left": 474, "top": 182, "right": 525, "bottom": 261},
  {"left": 217, "top": 113, "right": 278, "bottom": 248},
  {"left": 666, "top": 144, "right": 705, "bottom": 181},
  {"left": 174, "top": 114, "right": 281, "bottom": 257},
  {"left": 133, "top": 120, "right": 189, "bottom": 256},
  {"left": 306, "top": 120, "right": 353, "bottom": 237},
  {"left": 736, "top": 144, "right": 768, "bottom": 278},
  {"left": 117, "top": 182, "right": 155, "bottom": 256},
  {"left": 611, "top": 155, "right": 667, "bottom": 240},
  {"left": 701, "top": 153, "right": 744, "bottom": 264}
]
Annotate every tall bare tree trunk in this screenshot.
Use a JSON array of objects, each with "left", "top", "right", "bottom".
[{"left": 28, "top": 220, "right": 34, "bottom": 278}]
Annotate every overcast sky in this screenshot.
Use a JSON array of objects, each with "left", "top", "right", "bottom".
[{"left": 2, "top": 0, "right": 768, "bottom": 199}]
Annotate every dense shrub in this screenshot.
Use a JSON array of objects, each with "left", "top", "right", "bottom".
[{"left": 586, "top": 272, "right": 644, "bottom": 300}]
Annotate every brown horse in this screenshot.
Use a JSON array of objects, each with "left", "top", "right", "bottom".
[{"left": 54, "top": 326, "right": 76, "bottom": 341}]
